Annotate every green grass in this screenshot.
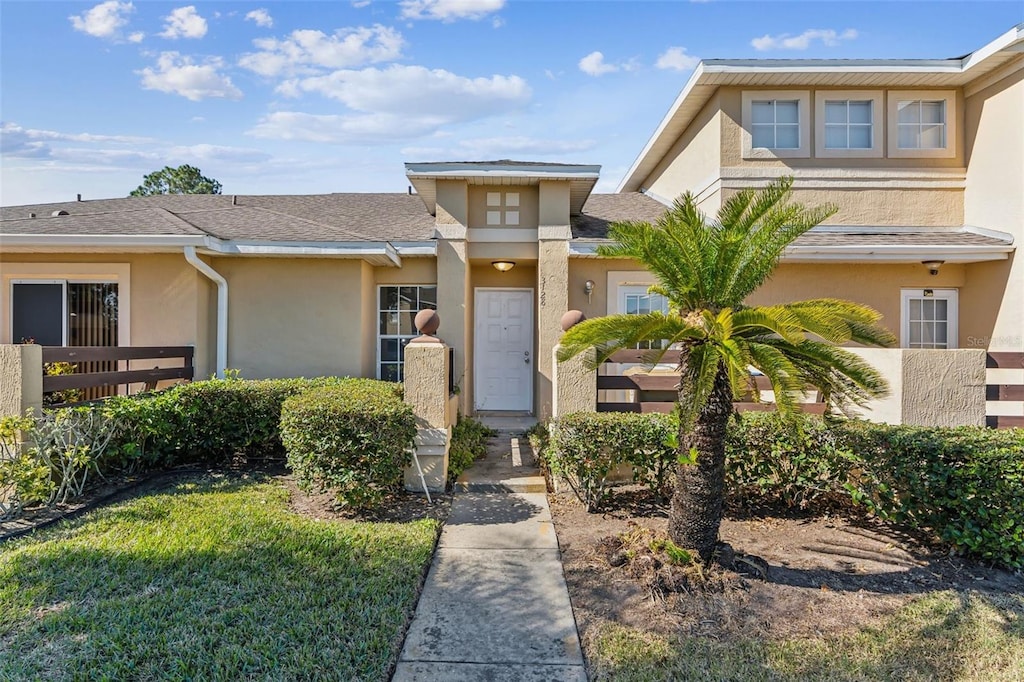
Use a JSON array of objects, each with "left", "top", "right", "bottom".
[
  {"left": 589, "top": 591, "right": 1024, "bottom": 681},
  {"left": 0, "top": 475, "right": 439, "bottom": 681}
]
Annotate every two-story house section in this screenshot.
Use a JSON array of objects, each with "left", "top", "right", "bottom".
[{"left": 618, "top": 25, "right": 1022, "bottom": 370}]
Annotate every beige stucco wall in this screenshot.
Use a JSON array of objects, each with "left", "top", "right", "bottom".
[
  {"left": 719, "top": 187, "right": 963, "bottom": 226},
  {"left": 964, "top": 61, "right": 1024, "bottom": 354},
  {"left": 0, "top": 252, "right": 213, "bottom": 379},
  {"left": 209, "top": 257, "right": 368, "bottom": 379},
  {"left": 436, "top": 180, "right": 468, "bottom": 226},
  {"left": 539, "top": 181, "right": 571, "bottom": 228},
  {"left": 568, "top": 258, "right": 1008, "bottom": 352},
  {"left": 645, "top": 92, "right": 723, "bottom": 205}
]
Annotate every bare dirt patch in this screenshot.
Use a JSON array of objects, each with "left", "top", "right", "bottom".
[
  {"left": 282, "top": 476, "right": 451, "bottom": 524},
  {"left": 551, "top": 485, "right": 1023, "bottom": 644}
]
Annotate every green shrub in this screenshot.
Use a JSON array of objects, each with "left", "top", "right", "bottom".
[
  {"left": 725, "top": 412, "right": 858, "bottom": 508},
  {"left": 0, "top": 414, "right": 53, "bottom": 519},
  {"left": 728, "top": 413, "right": 1024, "bottom": 569},
  {"left": 448, "top": 416, "right": 496, "bottom": 483},
  {"left": 837, "top": 421, "right": 1024, "bottom": 568},
  {"left": 102, "top": 376, "right": 354, "bottom": 470},
  {"left": 547, "top": 412, "right": 677, "bottom": 511},
  {"left": 281, "top": 379, "right": 415, "bottom": 508}
]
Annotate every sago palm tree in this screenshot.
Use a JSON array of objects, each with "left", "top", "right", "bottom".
[{"left": 558, "top": 177, "right": 895, "bottom": 563}]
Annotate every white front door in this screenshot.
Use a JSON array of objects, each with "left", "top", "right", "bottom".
[{"left": 474, "top": 288, "right": 533, "bottom": 412}]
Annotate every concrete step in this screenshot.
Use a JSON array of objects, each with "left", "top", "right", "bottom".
[{"left": 455, "top": 433, "right": 546, "bottom": 493}]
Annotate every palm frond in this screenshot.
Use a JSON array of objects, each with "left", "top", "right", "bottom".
[
  {"left": 677, "top": 344, "right": 722, "bottom": 429},
  {"left": 557, "top": 313, "right": 702, "bottom": 368}
]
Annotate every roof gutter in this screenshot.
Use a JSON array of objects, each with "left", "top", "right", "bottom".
[{"left": 183, "top": 246, "right": 228, "bottom": 379}]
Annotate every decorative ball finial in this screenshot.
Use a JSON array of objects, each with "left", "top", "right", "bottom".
[
  {"left": 414, "top": 308, "right": 441, "bottom": 335},
  {"left": 560, "top": 310, "right": 586, "bottom": 332}
]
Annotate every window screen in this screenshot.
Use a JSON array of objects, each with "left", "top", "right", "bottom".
[{"left": 12, "top": 282, "right": 64, "bottom": 345}]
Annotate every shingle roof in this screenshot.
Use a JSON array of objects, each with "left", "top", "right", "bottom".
[
  {"left": 1, "top": 192, "right": 665, "bottom": 243},
  {"left": 793, "top": 230, "right": 1012, "bottom": 247},
  {"left": 571, "top": 193, "right": 668, "bottom": 238}
]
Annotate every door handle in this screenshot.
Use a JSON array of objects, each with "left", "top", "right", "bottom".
[{"left": 524, "top": 351, "right": 530, "bottom": 364}]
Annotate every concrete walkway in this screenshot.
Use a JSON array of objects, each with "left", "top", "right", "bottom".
[{"left": 393, "top": 432, "right": 587, "bottom": 681}]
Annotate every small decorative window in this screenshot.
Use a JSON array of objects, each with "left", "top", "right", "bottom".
[
  {"left": 485, "top": 191, "right": 520, "bottom": 226},
  {"left": 377, "top": 285, "right": 437, "bottom": 381}
]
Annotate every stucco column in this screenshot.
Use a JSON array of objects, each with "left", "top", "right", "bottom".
[
  {"left": 0, "top": 344, "right": 43, "bottom": 418},
  {"left": 552, "top": 345, "right": 597, "bottom": 417},
  {"left": 435, "top": 228, "right": 470, "bottom": 414},
  {"left": 403, "top": 326, "right": 452, "bottom": 494},
  {"left": 537, "top": 180, "right": 572, "bottom": 419}
]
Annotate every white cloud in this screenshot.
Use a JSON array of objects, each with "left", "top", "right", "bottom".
[
  {"left": 656, "top": 46, "right": 699, "bottom": 71},
  {"left": 128, "top": 31, "right": 145, "bottom": 43},
  {"left": 352, "top": 0, "right": 372, "bottom": 7},
  {"left": 138, "top": 52, "right": 243, "bottom": 101},
  {"left": 245, "top": 9, "right": 273, "bottom": 28},
  {"left": 751, "top": 28, "right": 858, "bottom": 51},
  {"left": 400, "top": 0, "right": 504, "bottom": 22},
  {"left": 278, "top": 64, "right": 529, "bottom": 117},
  {"left": 170, "top": 143, "right": 271, "bottom": 163},
  {"left": 69, "top": 1, "right": 135, "bottom": 40},
  {"left": 159, "top": 6, "right": 208, "bottom": 40},
  {"left": 492, "top": 16, "right": 505, "bottom": 28},
  {"left": 578, "top": 51, "right": 619, "bottom": 76},
  {"left": 238, "top": 25, "right": 404, "bottom": 77},
  {"left": 250, "top": 66, "right": 529, "bottom": 143}
]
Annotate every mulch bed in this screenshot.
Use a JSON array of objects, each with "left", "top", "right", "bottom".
[{"left": 550, "top": 485, "right": 1023, "bottom": 643}]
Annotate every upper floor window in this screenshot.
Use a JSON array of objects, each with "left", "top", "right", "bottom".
[
  {"left": 741, "top": 91, "right": 810, "bottom": 159},
  {"left": 814, "top": 91, "right": 883, "bottom": 158},
  {"left": 887, "top": 90, "right": 956, "bottom": 158},
  {"left": 486, "top": 191, "right": 520, "bottom": 226},
  {"left": 825, "top": 100, "right": 872, "bottom": 149},
  {"left": 751, "top": 100, "right": 800, "bottom": 149},
  {"left": 897, "top": 100, "right": 945, "bottom": 149}
]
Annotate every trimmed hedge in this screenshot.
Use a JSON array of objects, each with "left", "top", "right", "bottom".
[
  {"left": 281, "top": 380, "right": 415, "bottom": 508},
  {"left": 545, "top": 411, "right": 1024, "bottom": 567},
  {"left": 547, "top": 412, "right": 677, "bottom": 511},
  {"left": 102, "top": 376, "right": 353, "bottom": 470}
]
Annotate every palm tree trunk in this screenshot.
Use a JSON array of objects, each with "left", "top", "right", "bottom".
[{"left": 668, "top": 363, "right": 732, "bottom": 563}]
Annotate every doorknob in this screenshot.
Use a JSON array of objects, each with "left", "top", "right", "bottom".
[{"left": 524, "top": 350, "right": 530, "bottom": 364}]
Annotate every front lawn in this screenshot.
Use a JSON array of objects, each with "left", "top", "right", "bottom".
[
  {"left": 0, "top": 475, "right": 439, "bottom": 681},
  {"left": 589, "top": 591, "right": 1024, "bottom": 681}
]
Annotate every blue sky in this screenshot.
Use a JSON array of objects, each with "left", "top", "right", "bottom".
[{"left": 1, "top": 1, "right": 1021, "bottom": 205}]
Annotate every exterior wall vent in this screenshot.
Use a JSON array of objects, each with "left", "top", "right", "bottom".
[{"left": 51, "top": 210, "right": 70, "bottom": 217}]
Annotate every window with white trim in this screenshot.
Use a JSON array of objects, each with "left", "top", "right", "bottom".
[
  {"left": 741, "top": 91, "right": 810, "bottom": 159},
  {"left": 485, "top": 191, "right": 520, "bottom": 226},
  {"left": 887, "top": 90, "right": 956, "bottom": 158},
  {"left": 897, "top": 100, "right": 946, "bottom": 149},
  {"left": 377, "top": 285, "right": 437, "bottom": 381},
  {"left": 901, "top": 288, "right": 958, "bottom": 349},
  {"left": 825, "top": 100, "right": 873, "bottom": 149},
  {"left": 751, "top": 100, "right": 800, "bottom": 149},
  {"left": 619, "top": 285, "right": 669, "bottom": 350},
  {"left": 813, "top": 91, "right": 883, "bottom": 158}
]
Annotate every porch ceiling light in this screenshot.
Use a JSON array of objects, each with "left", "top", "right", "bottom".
[
  {"left": 492, "top": 260, "right": 516, "bottom": 272},
  {"left": 922, "top": 260, "right": 945, "bottom": 276}
]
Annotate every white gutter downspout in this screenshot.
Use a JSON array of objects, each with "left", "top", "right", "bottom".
[{"left": 184, "top": 246, "right": 228, "bottom": 378}]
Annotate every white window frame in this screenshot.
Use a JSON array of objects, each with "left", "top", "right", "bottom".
[
  {"left": 375, "top": 283, "right": 437, "bottom": 381},
  {"left": 741, "top": 90, "right": 811, "bottom": 159},
  {"left": 887, "top": 90, "right": 957, "bottom": 159},
  {"left": 814, "top": 90, "right": 883, "bottom": 158},
  {"left": 901, "top": 288, "right": 958, "bottom": 349},
  {"left": 1, "top": 263, "right": 130, "bottom": 346}
]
